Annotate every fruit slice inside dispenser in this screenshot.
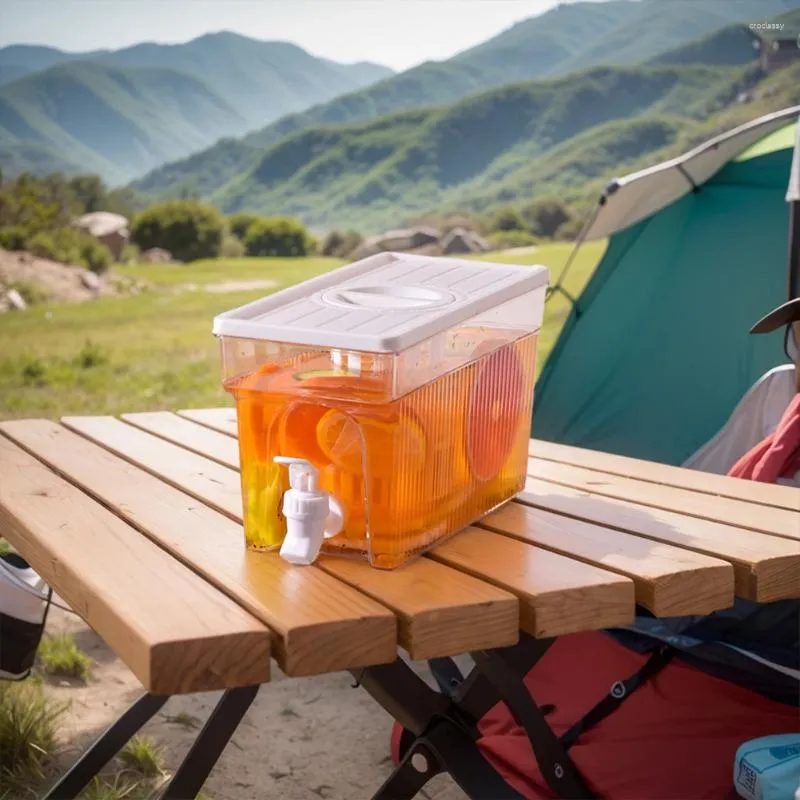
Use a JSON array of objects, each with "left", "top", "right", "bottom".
[
  {"left": 466, "top": 341, "right": 525, "bottom": 481},
  {"left": 278, "top": 402, "right": 330, "bottom": 465},
  {"left": 316, "top": 408, "right": 427, "bottom": 476}
]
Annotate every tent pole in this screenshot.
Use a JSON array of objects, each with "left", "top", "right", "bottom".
[{"left": 546, "top": 192, "right": 607, "bottom": 309}]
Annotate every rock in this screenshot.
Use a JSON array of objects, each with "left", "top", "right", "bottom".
[
  {"left": 79, "top": 270, "right": 101, "bottom": 291},
  {"left": 140, "top": 247, "right": 173, "bottom": 265},
  {"left": 441, "top": 227, "right": 490, "bottom": 254},
  {"left": 73, "top": 212, "right": 130, "bottom": 261},
  {"left": 4, "top": 289, "right": 27, "bottom": 310}
]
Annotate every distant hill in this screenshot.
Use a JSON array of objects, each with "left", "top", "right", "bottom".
[
  {"left": 208, "top": 63, "right": 787, "bottom": 232},
  {"left": 0, "top": 44, "right": 108, "bottom": 82},
  {"left": 0, "top": 33, "right": 393, "bottom": 180},
  {"left": 0, "top": 61, "right": 250, "bottom": 183},
  {"left": 132, "top": 0, "right": 800, "bottom": 199},
  {"left": 651, "top": 8, "right": 800, "bottom": 67}
]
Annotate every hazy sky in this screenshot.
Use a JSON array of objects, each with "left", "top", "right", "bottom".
[{"left": 0, "top": 0, "right": 593, "bottom": 71}]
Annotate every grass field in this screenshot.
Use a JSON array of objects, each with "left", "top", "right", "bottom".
[{"left": 0, "top": 242, "right": 606, "bottom": 421}]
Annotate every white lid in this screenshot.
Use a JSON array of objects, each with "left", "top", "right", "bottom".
[{"left": 213, "top": 252, "right": 549, "bottom": 353}]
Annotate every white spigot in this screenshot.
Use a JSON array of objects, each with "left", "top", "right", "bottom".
[{"left": 273, "top": 457, "right": 344, "bottom": 566}]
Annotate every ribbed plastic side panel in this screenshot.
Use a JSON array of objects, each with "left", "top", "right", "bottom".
[{"left": 228, "top": 333, "right": 537, "bottom": 567}]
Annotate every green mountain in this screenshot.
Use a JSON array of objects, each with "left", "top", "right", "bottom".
[
  {"left": 0, "top": 33, "right": 393, "bottom": 180},
  {"left": 208, "top": 63, "right": 771, "bottom": 231},
  {"left": 0, "top": 37, "right": 392, "bottom": 123},
  {"left": 651, "top": 8, "right": 800, "bottom": 67},
  {"left": 0, "top": 61, "right": 250, "bottom": 184},
  {"left": 132, "top": 0, "right": 800, "bottom": 199},
  {"left": 0, "top": 44, "right": 108, "bottom": 84},
  {"left": 209, "top": 59, "right": 800, "bottom": 233}
]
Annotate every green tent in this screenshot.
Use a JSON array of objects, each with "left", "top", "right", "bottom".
[{"left": 532, "top": 106, "right": 800, "bottom": 466}]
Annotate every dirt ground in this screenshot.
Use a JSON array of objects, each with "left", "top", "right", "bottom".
[
  {"left": 0, "top": 250, "right": 128, "bottom": 305},
  {"left": 45, "top": 606, "right": 469, "bottom": 800}
]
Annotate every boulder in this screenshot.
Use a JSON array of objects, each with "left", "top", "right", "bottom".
[{"left": 73, "top": 212, "right": 130, "bottom": 260}]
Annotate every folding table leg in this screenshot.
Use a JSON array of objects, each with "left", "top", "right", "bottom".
[
  {"left": 159, "top": 684, "right": 260, "bottom": 799},
  {"left": 472, "top": 645, "right": 595, "bottom": 799},
  {"left": 353, "top": 660, "right": 524, "bottom": 800},
  {"left": 42, "top": 693, "right": 169, "bottom": 799}
]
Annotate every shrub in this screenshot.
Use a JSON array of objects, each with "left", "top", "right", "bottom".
[
  {"left": 321, "top": 229, "right": 362, "bottom": 258},
  {"left": 489, "top": 206, "right": 525, "bottom": 232},
  {"left": 0, "top": 226, "right": 28, "bottom": 251},
  {"left": 131, "top": 200, "right": 225, "bottom": 263},
  {"left": 521, "top": 197, "right": 573, "bottom": 239},
  {"left": 487, "top": 230, "right": 539, "bottom": 250},
  {"left": 220, "top": 234, "right": 245, "bottom": 259},
  {"left": 228, "top": 212, "right": 261, "bottom": 241},
  {"left": 119, "top": 242, "right": 140, "bottom": 265},
  {"left": 78, "top": 235, "right": 113, "bottom": 274},
  {"left": 244, "top": 216, "right": 317, "bottom": 257},
  {"left": 554, "top": 216, "right": 586, "bottom": 241},
  {"left": 26, "top": 228, "right": 112, "bottom": 273}
]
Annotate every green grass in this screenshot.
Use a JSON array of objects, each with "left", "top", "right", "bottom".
[
  {"left": 117, "top": 735, "right": 164, "bottom": 778},
  {"left": 0, "top": 681, "right": 66, "bottom": 799},
  {"left": 0, "top": 245, "right": 604, "bottom": 420},
  {"left": 80, "top": 775, "right": 143, "bottom": 800},
  {"left": 37, "top": 634, "right": 93, "bottom": 682}
]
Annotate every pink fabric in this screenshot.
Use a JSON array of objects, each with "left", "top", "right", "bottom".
[{"left": 728, "top": 393, "right": 800, "bottom": 482}]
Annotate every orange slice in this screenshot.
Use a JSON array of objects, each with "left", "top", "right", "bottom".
[
  {"left": 316, "top": 409, "right": 363, "bottom": 473},
  {"left": 467, "top": 340, "right": 524, "bottom": 481},
  {"left": 317, "top": 409, "right": 427, "bottom": 476},
  {"left": 278, "top": 402, "right": 330, "bottom": 466}
]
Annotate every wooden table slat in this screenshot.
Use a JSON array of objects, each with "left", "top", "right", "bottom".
[
  {"left": 57, "top": 416, "right": 523, "bottom": 659},
  {"left": 178, "top": 407, "right": 238, "bottom": 437},
  {"left": 518, "top": 479, "right": 800, "bottom": 604},
  {"left": 529, "top": 457, "right": 800, "bottom": 543},
  {"left": 2, "top": 419, "right": 396, "bottom": 676},
  {"left": 483, "top": 502, "right": 734, "bottom": 616},
  {"left": 530, "top": 439, "right": 800, "bottom": 512},
  {"left": 0, "top": 430, "right": 271, "bottom": 694},
  {"left": 429, "top": 528, "right": 635, "bottom": 637},
  {"left": 122, "top": 411, "right": 240, "bottom": 469},
  {"left": 62, "top": 415, "right": 243, "bottom": 519},
  {"left": 118, "top": 413, "right": 634, "bottom": 642}
]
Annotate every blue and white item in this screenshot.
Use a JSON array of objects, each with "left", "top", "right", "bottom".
[{"left": 734, "top": 734, "right": 800, "bottom": 800}]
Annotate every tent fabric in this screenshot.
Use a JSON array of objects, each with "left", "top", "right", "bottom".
[
  {"left": 582, "top": 106, "right": 800, "bottom": 242},
  {"left": 474, "top": 632, "right": 800, "bottom": 800},
  {"left": 532, "top": 112, "right": 799, "bottom": 466}
]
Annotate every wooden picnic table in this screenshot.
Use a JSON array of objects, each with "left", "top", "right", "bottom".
[{"left": 0, "top": 408, "right": 797, "bottom": 799}]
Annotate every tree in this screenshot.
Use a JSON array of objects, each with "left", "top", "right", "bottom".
[
  {"left": 131, "top": 200, "right": 225, "bottom": 262},
  {"left": 68, "top": 174, "right": 107, "bottom": 213},
  {"left": 244, "top": 216, "right": 317, "bottom": 257},
  {"left": 521, "top": 197, "right": 573, "bottom": 239}
]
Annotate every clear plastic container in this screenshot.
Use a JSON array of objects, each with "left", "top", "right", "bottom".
[{"left": 214, "top": 252, "right": 549, "bottom": 569}]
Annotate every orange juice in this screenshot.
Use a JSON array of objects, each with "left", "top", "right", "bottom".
[{"left": 214, "top": 252, "right": 548, "bottom": 568}]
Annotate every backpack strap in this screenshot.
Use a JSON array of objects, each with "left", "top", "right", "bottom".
[
  {"left": 560, "top": 645, "right": 674, "bottom": 749},
  {"left": 560, "top": 610, "right": 759, "bottom": 750}
]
